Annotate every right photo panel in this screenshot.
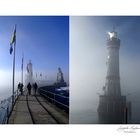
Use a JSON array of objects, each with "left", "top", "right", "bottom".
[{"left": 70, "top": 16, "right": 140, "bottom": 124}]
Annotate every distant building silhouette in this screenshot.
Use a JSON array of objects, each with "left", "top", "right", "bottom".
[
  {"left": 54, "top": 67, "right": 67, "bottom": 87},
  {"left": 26, "top": 60, "right": 33, "bottom": 85}
]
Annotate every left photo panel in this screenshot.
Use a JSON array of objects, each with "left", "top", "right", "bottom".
[{"left": 0, "top": 16, "right": 69, "bottom": 124}]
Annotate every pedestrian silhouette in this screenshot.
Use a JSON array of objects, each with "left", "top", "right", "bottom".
[
  {"left": 27, "top": 83, "right": 32, "bottom": 95},
  {"left": 33, "top": 82, "right": 38, "bottom": 95},
  {"left": 20, "top": 83, "right": 24, "bottom": 95},
  {"left": 17, "top": 82, "right": 21, "bottom": 93}
]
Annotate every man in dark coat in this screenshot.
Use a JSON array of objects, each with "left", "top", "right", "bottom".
[
  {"left": 27, "top": 83, "right": 32, "bottom": 95},
  {"left": 33, "top": 82, "right": 38, "bottom": 94},
  {"left": 18, "top": 82, "right": 21, "bottom": 93},
  {"left": 20, "top": 83, "right": 24, "bottom": 95}
]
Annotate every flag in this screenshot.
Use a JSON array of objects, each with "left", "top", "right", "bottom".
[{"left": 10, "top": 26, "right": 16, "bottom": 54}]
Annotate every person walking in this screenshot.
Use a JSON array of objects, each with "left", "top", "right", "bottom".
[
  {"left": 33, "top": 82, "right": 38, "bottom": 95},
  {"left": 17, "top": 82, "right": 21, "bottom": 94},
  {"left": 27, "top": 83, "right": 32, "bottom": 95},
  {"left": 20, "top": 83, "right": 24, "bottom": 95}
]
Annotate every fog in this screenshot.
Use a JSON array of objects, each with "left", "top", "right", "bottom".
[
  {"left": 70, "top": 16, "right": 140, "bottom": 124},
  {"left": 0, "top": 69, "right": 69, "bottom": 101},
  {"left": 0, "top": 70, "right": 21, "bottom": 100}
]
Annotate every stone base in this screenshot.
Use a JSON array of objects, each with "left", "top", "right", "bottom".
[{"left": 98, "top": 95, "right": 126, "bottom": 124}]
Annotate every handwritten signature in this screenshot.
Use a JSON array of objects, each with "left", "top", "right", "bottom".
[{"left": 117, "top": 126, "right": 140, "bottom": 133}]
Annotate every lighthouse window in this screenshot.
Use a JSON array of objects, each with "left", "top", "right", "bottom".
[{"left": 108, "top": 55, "right": 110, "bottom": 59}]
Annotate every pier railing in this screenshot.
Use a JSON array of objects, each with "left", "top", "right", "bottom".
[
  {"left": 39, "top": 88, "right": 69, "bottom": 112},
  {"left": 0, "top": 90, "right": 20, "bottom": 124}
]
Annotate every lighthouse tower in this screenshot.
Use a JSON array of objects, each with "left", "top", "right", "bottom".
[
  {"left": 98, "top": 30, "right": 127, "bottom": 124},
  {"left": 26, "top": 60, "right": 33, "bottom": 84},
  {"left": 105, "top": 31, "right": 121, "bottom": 96}
]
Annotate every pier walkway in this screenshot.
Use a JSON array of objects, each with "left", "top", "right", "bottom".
[{"left": 8, "top": 94, "right": 69, "bottom": 124}]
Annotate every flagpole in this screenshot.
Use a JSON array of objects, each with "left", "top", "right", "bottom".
[
  {"left": 12, "top": 39, "right": 16, "bottom": 105},
  {"left": 12, "top": 25, "right": 16, "bottom": 105},
  {"left": 21, "top": 53, "right": 24, "bottom": 84}
]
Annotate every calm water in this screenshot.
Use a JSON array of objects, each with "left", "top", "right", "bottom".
[{"left": 70, "top": 109, "right": 98, "bottom": 124}]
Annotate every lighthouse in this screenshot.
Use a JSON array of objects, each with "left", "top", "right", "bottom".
[
  {"left": 54, "top": 67, "right": 67, "bottom": 87},
  {"left": 26, "top": 60, "right": 33, "bottom": 85},
  {"left": 105, "top": 31, "right": 121, "bottom": 96},
  {"left": 98, "top": 30, "right": 128, "bottom": 124}
]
